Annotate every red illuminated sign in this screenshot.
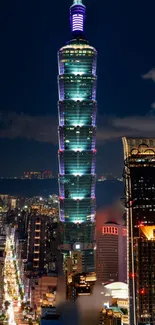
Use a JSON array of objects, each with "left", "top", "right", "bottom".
[{"left": 102, "top": 226, "right": 118, "bottom": 235}]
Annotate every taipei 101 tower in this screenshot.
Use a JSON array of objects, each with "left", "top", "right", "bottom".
[{"left": 58, "top": 0, "right": 97, "bottom": 273}]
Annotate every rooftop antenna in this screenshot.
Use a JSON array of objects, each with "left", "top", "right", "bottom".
[{"left": 70, "top": 0, "right": 86, "bottom": 34}]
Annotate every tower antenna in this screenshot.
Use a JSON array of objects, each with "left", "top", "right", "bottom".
[{"left": 70, "top": 0, "right": 86, "bottom": 34}]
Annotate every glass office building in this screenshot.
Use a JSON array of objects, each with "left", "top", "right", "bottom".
[
  {"left": 123, "top": 138, "right": 155, "bottom": 325},
  {"left": 57, "top": 0, "right": 97, "bottom": 272}
]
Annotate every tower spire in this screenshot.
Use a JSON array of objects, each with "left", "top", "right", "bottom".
[
  {"left": 73, "top": 0, "right": 83, "bottom": 3},
  {"left": 70, "top": 0, "right": 86, "bottom": 35}
]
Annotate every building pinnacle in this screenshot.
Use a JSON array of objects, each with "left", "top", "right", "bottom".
[{"left": 73, "top": 0, "right": 83, "bottom": 4}]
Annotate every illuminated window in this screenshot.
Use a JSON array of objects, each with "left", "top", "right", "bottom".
[{"left": 102, "top": 226, "right": 118, "bottom": 235}]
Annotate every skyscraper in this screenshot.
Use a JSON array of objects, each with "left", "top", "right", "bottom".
[
  {"left": 58, "top": 0, "right": 97, "bottom": 273},
  {"left": 96, "top": 221, "right": 127, "bottom": 284},
  {"left": 27, "top": 212, "right": 48, "bottom": 272},
  {"left": 123, "top": 138, "right": 155, "bottom": 325},
  {"left": 26, "top": 208, "right": 59, "bottom": 274}
]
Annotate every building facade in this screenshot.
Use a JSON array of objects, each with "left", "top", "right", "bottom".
[
  {"left": 96, "top": 221, "right": 127, "bottom": 284},
  {"left": 67, "top": 272, "right": 96, "bottom": 301},
  {"left": 27, "top": 209, "right": 59, "bottom": 274},
  {"left": 99, "top": 282, "right": 129, "bottom": 325},
  {"left": 30, "top": 276, "right": 57, "bottom": 312},
  {"left": 0, "top": 235, "right": 6, "bottom": 309},
  {"left": 58, "top": 0, "right": 97, "bottom": 272},
  {"left": 100, "top": 307, "right": 129, "bottom": 325},
  {"left": 123, "top": 137, "right": 155, "bottom": 325},
  {"left": 27, "top": 212, "right": 48, "bottom": 272}
]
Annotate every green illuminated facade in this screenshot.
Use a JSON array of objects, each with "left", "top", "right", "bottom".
[{"left": 58, "top": 0, "right": 97, "bottom": 272}]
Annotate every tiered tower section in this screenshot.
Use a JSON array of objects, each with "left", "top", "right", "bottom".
[{"left": 58, "top": 0, "right": 97, "bottom": 272}]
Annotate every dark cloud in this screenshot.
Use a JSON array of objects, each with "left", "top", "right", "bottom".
[
  {"left": 142, "top": 68, "right": 155, "bottom": 82},
  {"left": 112, "top": 116, "right": 155, "bottom": 132},
  {"left": 0, "top": 111, "right": 155, "bottom": 144},
  {"left": 97, "top": 115, "right": 155, "bottom": 141},
  {"left": 0, "top": 112, "right": 58, "bottom": 144},
  {"left": 142, "top": 68, "right": 155, "bottom": 110},
  {"left": 151, "top": 102, "right": 155, "bottom": 109}
]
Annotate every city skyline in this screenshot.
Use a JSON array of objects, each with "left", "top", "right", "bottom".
[
  {"left": 0, "top": 0, "right": 155, "bottom": 176},
  {"left": 2, "top": 0, "right": 155, "bottom": 323}
]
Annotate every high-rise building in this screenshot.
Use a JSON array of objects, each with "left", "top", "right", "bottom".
[
  {"left": 96, "top": 220, "right": 127, "bottom": 284},
  {"left": 123, "top": 138, "right": 155, "bottom": 325},
  {"left": 26, "top": 209, "right": 58, "bottom": 274},
  {"left": 67, "top": 272, "right": 96, "bottom": 301},
  {"left": 27, "top": 212, "right": 48, "bottom": 272},
  {"left": 58, "top": 0, "right": 97, "bottom": 273}
]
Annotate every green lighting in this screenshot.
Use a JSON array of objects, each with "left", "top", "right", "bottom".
[
  {"left": 73, "top": 0, "right": 83, "bottom": 4},
  {"left": 73, "top": 173, "right": 83, "bottom": 176},
  {"left": 72, "top": 97, "right": 83, "bottom": 101},
  {"left": 72, "top": 123, "right": 84, "bottom": 127},
  {"left": 72, "top": 196, "right": 84, "bottom": 200},
  {"left": 72, "top": 71, "right": 84, "bottom": 75},
  {"left": 73, "top": 148, "right": 83, "bottom": 152},
  {"left": 58, "top": 4, "right": 97, "bottom": 272}
]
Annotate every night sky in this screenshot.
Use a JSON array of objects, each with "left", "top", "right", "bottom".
[{"left": 0, "top": 0, "right": 155, "bottom": 177}]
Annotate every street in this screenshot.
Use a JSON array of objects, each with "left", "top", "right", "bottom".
[{"left": 3, "top": 232, "right": 24, "bottom": 325}]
